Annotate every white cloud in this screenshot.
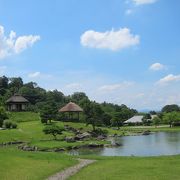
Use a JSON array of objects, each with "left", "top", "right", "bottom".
[
  {"left": 14, "top": 35, "right": 40, "bottom": 53},
  {"left": 81, "top": 28, "right": 140, "bottom": 51},
  {"left": 0, "top": 25, "right": 40, "bottom": 59},
  {"left": 28, "top": 72, "right": 53, "bottom": 80},
  {"left": 28, "top": 72, "right": 41, "bottom": 78},
  {"left": 149, "top": 63, "right": 165, "bottom": 71},
  {"left": 157, "top": 74, "right": 180, "bottom": 85},
  {"left": 132, "top": 0, "right": 157, "bottom": 5},
  {"left": 98, "top": 81, "right": 134, "bottom": 92},
  {"left": 0, "top": 66, "right": 7, "bottom": 75}
]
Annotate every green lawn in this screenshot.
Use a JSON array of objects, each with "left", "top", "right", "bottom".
[
  {"left": 70, "top": 155, "right": 180, "bottom": 180},
  {"left": 121, "top": 126, "right": 180, "bottom": 133},
  {"left": 0, "top": 147, "right": 77, "bottom": 180},
  {"left": 0, "top": 121, "right": 73, "bottom": 143},
  {"left": 1, "top": 112, "right": 180, "bottom": 180},
  {"left": 1, "top": 112, "right": 180, "bottom": 144},
  {"left": 9, "top": 111, "right": 40, "bottom": 122}
]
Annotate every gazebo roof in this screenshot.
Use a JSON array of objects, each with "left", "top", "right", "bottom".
[
  {"left": 59, "top": 102, "right": 83, "bottom": 112},
  {"left": 6, "top": 94, "right": 29, "bottom": 103}
]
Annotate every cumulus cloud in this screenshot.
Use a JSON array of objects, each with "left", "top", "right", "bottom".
[
  {"left": 157, "top": 74, "right": 180, "bottom": 85},
  {"left": 132, "top": 0, "right": 157, "bottom": 5},
  {"left": 149, "top": 63, "right": 165, "bottom": 71},
  {"left": 0, "top": 25, "right": 40, "bottom": 59},
  {"left": 14, "top": 35, "right": 40, "bottom": 53},
  {"left": 80, "top": 28, "right": 140, "bottom": 51},
  {"left": 98, "top": 81, "right": 134, "bottom": 92}
]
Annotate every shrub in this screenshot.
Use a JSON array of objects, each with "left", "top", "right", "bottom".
[
  {"left": 11, "top": 123, "right": 17, "bottom": 129},
  {"left": 0, "top": 106, "right": 8, "bottom": 127},
  {"left": 3, "top": 120, "right": 12, "bottom": 129},
  {"left": 43, "top": 124, "right": 64, "bottom": 140},
  {"left": 93, "top": 128, "right": 108, "bottom": 136}
]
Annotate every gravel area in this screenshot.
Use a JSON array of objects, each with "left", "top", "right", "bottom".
[{"left": 47, "top": 158, "right": 96, "bottom": 180}]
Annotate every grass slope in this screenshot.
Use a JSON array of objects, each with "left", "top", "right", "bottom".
[
  {"left": 0, "top": 147, "right": 77, "bottom": 180},
  {"left": 70, "top": 155, "right": 180, "bottom": 180},
  {"left": 9, "top": 112, "right": 40, "bottom": 122}
]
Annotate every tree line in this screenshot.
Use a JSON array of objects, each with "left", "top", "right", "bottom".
[
  {"left": 0, "top": 76, "right": 137, "bottom": 129},
  {"left": 1, "top": 76, "right": 180, "bottom": 129}
]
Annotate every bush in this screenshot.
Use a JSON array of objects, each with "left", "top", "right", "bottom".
[
  {"left": 93, "top": 128, "right": 108, "bottom": 136},
  {"left": 3, "top": 120, "right": 12, "bottom": 129},
  {"left": 11, "top": 123, "right": 17, "bottom": 129},
  {"left": 41, "top": 118, "right": 48, "bottom": 124},
  {"left": 0, "top": 106, "right": 8, "bottom": 127},
  {"left": 3, "top": 120, "right": 17, "bottom": 129},
  {"left": 43, "top": 124, "right": 64, "bottom": 140}
]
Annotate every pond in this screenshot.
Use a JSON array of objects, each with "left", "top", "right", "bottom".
[{"left": 69, "top": 132, "right": 180, "bottom": 156}]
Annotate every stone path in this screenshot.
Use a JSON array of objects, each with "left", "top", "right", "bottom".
[{"left": 48, "top": 158, "right": 96, "bottom": 180}]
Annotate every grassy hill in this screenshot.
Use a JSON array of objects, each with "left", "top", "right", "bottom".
[
  {"left": 0, "top": 147, "right": 77, "bottom": 180},
  {"left": 9, "top": 111, "right": 40, "bottom": 122}
]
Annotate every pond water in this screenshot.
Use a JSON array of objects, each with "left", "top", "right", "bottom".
[{"left": 70, "top": 132, "right": 180, "bottom": 156}]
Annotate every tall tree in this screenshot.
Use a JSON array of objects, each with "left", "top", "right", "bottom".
[
  {"left": 84, "top": 102, "right": 104, "bottom": 131},
  {"left": 0, "top": 76, "right": 9, "bottom": 96},
  {"left": 162, "top": 104, "right": 180, "bottom": 113},
  {"left": 163, "top": 112, "right": 180, "bottom": 127},
  {"left": 9, "top": 77, "right": 23, "bottom": 93},
  {"left": 40, "top": 102, "right": 58, "bottom": 124}
]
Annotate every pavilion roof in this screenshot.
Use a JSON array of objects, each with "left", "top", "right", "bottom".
[
  {"left": 6, "top": 94, "right": 29, "bottom": 103},
  {"left": 59, "top": 102, "right": 83, "bottom": 112}
]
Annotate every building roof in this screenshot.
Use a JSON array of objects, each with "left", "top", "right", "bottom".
[
  {"left": 59, "top": 102, "right": 83, "bottom": 112},
  {"left": 124, "top": 114, "right": 157, "bottom": 123},
  {"left": 124, "top": 115, "right": 144, "bottom": 123},
  {"left": 6, "top": 94, "right": 29, "bottom": 103}
]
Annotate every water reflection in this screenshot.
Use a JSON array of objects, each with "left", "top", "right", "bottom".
[{"left": 69, "top": 132, "right": 180, "bottom": 156}]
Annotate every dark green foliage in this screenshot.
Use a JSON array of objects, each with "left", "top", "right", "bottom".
[
  {"left": 163, "top": 112, "right": 180, "bottom": 127},
  {"left": 150, "top": 110, "right": 157, "bottom": 115},
  {"left": 0, "top": 76, "right": 138, "bottom": 126},
  {"left": 152, "top": 116, "right": 161, "bottom": 126},
  {"left": 0, "top": 106, "right": 8, "bottom": 127},
  {"left": 3, "top": 119, "right": 17, "bottom": 129},
  {"left": 40, "top": 102, "right": 58, "bottom": 124},
  {"left": 70, "top": 92, "right": 88, "bottom": 103},
  {"left": 11, "top": 122, "right": 17, "bottom": 129},
  {"left": 162, "top": 104, "right": 180, "bottom": 113},
  {"left": 3, "top": 120, "right": 12, "bottom": 129},
  {"left": 93, "top": 128, "right": 108, "bottom": 136},
  {"left": 142, "top": 113, "right": 152, "bottom": 125},
  {"left": 0, "top": 76, "right": 8, "bottom": 96},
  {"left": 111, "top": 112, "right": 124, "bottom": 129},
  {"left": 43, "top": 124, "right": 64, "bottom": 140},
  {"left": 9, "top": 77, "right": 23, "bottom": 94},
  {"left": 84, "top": 102, "right": 104, "bottom": 130},
  {"left": 101, "top": 113, "right": 112, "bottom": 126},
  {"left": 19, "top": 82, "right": 46, "bottom": 104}
]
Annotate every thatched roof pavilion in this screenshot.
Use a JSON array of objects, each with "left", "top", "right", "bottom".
[
  {"left": 59, "top": 102, "right": 83, "bottom": 121},
  {"left": 59, "top": 102, "right": 83, "bottom": 112},
  {"left": 6, "top": 94, "right": 29, "bottom": 111}
]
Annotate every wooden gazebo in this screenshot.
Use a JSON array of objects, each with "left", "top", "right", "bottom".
[
  {"left": 6, "top": 94, "right": 29, "bottom": 111},
  {"left": 59, "top": 102, "right": 83, "bottom": 121}
]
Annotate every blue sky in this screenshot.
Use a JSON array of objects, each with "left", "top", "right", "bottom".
[{"left": 0, "top": 0, "right": 180, "bottom": 110}]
